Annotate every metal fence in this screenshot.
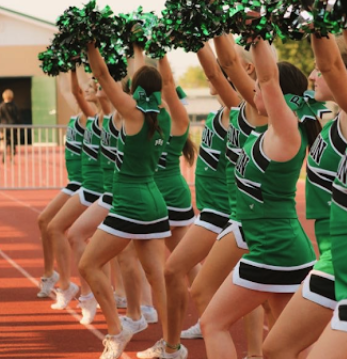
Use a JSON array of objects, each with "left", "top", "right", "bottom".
[{"left": 0, "top": 123, "right": 203, "bottom": 190}]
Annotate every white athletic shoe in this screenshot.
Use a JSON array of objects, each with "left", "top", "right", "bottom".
[
  {"left": 137, "top": 339, "right": 165, "bottom": 358},
  {"left": 79, "top": 296, "right": 98, "bottom": 325},
  {"left": 141, "top": 305, "right": 158, "bottom": 324},
  {"left": 180, "top": 321, "right": 203, "bottom": 339},
  {"left": 120, "top": 315, "right": 148, "bottom": 334},
  {"left": 160, "top": 345, "right": 188, "bottom": 359},
  {"left": 100, "top": 329, "right": 133, "bottom": 359},
  {"left": 37, "top": 271, "right": 59, "bottom": 298},
  {"left": 51, "top": 282, "right": 79, "bottom": 310}
]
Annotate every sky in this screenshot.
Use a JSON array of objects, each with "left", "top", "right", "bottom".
[{"left": 0, "top": 0, "right": 200, "bottom": 78}]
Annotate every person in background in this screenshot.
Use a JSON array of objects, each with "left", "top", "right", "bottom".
[{"left": 0, "top": 89, "right": 20, "bottom": 162}]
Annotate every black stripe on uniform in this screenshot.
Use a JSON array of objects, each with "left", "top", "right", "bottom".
[
  {"left": 92, "top": 118, "right": 101, "bottom": 137},
  {"left": 309, "top": 274, "right": 336, "bottom": 301},
  {"left": 84, "top": 190, "right": 100, "bottom": 203},
  {"left": 239, "top": 261, "right": 312, "bottom": 285},
  {"left": 238, "top": 104, "right": 254, "bottom": 136},
  {"left": 102, "top": 194, "right": 113, "bottom": 206},
  {"left": 103, "top": 215, "right": 170, "bottom": 235},
  {"left": 199, "top": 211, "right": 229, "bottom": 228},
  {"left": 225, "top": 147, "right": 239, "bottom": 165},
  {"left": 252, "top": 134, "right": 270, "bottom": 173},
  {"left": 158, "top": 152, "right": 167, "bottom": 168},
  {"left": 65, "top": 182, "right": 81, "bottom": 192},
  {"left": 199, "top": 146, "right": 219, "bottom": 170},
  {"left": 212, "top": 108, "right": 227, "bottom": 140},
  {"left": 109, "top": 119, "right": 119, "bottom": 138},
  {"left": 66, "top": 141, "right": 82, "bottom": 155},
  {"left": 115, "top": 153, "right": 123, "bottom": 171},
  {"left": 330, "top": 119, "right": 347, "bottom": 155},
  {"left": 236, "top": 176, "right": 263, "bottom": 202},
  {"left": 101, "top": 146, "right": 117, "bottom": 162},
  {"left": 306, "top": 166, "right": 334, "bottom": 193},
  {"left": 338, "top": 304, "right": 347, "bottom": 321},
  {"left": 83, "top": 144, "right": 98, "bottom": 160},
  {"left": 75, "top": 118, "right": 85, "bottom": 136},
  {"left": 332, "top": 184, "right": 347, "bottom": 210},
  {"left": 169, "top": 207, "right": 195, "bottom": 221}
]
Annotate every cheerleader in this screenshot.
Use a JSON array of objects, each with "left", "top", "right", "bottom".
[
  {"left": 79, "top": 42, "right": 176, "bottom": 359},
  {"left": 201, "top": 38, "right": 320, "bottom": 359},
  {"left": 305, "top": 31, "right": 347, "bottom": 359},
  {"left": 263, "top": 34, "right": 347, "bottom": 359},
  {"left": 36, "top": 70, "right": 91, "bottom": 298}
]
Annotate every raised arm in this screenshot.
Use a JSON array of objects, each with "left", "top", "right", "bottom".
[
  {"left": 158, "top": 55, "right": 189, "bottom": 132},
  {"left": 197, "top": 42, "right": 240, "bottom": 108},
  {"left": 214, "top": 34, "right": 257, "bottom": 107},
  {"left": 56, "top": 72, "right": 79, "bottom": 113},
  {"left": 251, "top": 39, "right": 300, "bottom": 155},
  {"left": 70, "top": 70, "right": 96, "bottom": 117},
  {"left": 87, "top": 43, "right": 138, "bottom": 120},
  {"left": 311, "top": 33, "right": 347, "bottom": 114}
]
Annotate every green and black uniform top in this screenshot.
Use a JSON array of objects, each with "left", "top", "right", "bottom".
[
  {"left": 307, "top": 115, "right": 347, "bottom": 221},
  {"left": 65, "top": 115, "right": 85, "bottom": 183},
  {"left": 331, "top": 149, "right": 347, "bottom": 236},
  {"left": 156, "top": 126, "right": 189, "bottom": 176},
  {"left": 235, "top": 126, "right": 308, "bottom": 220},
  {"left": 195, "top": 107, "right": 228, "bottom": 180},
  {"left": 81, "top": 115, "right": 104, "bottom": 193},
  {"left": 100, "top": 113, "right": 120, "bottom": 193},
  {"left": 114, "top": 108, "right": 171, "bottom": 184},
  {"left": 226, "top": 102, "right": 267, "bottom": 221}
]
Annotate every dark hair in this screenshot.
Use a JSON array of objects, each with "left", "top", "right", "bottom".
[
  {"left": 131, "top": 65, "right": 163, "bottom": 139},
  {"left": 183, "top": 135, "right": 197, "bottom": 166},
  {"left": 277, "top": 61, "right": 321, "bottom": 148},
  {"left": 277, "top": 61, "right": 308, "bottom": 96},
  {"left": 121, "top": 77, "right": 131, "bottom": 94}
]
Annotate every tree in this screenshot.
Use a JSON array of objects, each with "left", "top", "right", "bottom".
[
  {"left": 178, "top": 66, "right": 208, "bottom": 88},
  {"left": 274, "top": 37, "right": 314, "bottom": 77}
]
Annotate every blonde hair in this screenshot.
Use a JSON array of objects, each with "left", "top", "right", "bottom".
[
  {"left": 2, "top": 89, "right": 14, "bottom": 102},
  {"left": 236, "top": 43, "right": 278, "bottom": 65}
]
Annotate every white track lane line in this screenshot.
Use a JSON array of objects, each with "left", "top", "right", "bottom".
[{"left": 0, "top": 191, "right": 131, "bottom": 359}]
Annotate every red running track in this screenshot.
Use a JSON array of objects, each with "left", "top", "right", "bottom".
[{"left": 0, "top": 181, "right": 315, "bottom": 359}]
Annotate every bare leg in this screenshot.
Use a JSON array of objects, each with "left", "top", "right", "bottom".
[
  {"left": 79, "top": 229, "right": 130, "bottom": 334},
  {"left": 165, "top": 225, "right": 202, "bottom": 285},
  {"left": 111, "top": 258, "right": 126, "bottom": 298},
  {"left": 191, "top": 233, "right": 265, "bottom": 358},
  {"left": 263, "top": 284, "right": 333, "bottom": 359},
  {"left": 133, "top": 240, "right": 167, "bottom": 336},
  {"left": 164, "top": 225, "right": 217, "bottom": 352},
  {"left": 37, "top": 191, "right": 70, "bottom": 277},
  {"left": 244, "top": 306, "right": 264, "bottom": 358},
  {"left": 47, "top": 194, "right": 87, "bottom": 290},
  {"left": 201, "top": 273, "right": 269, "bottom": 359},
  {"left": 191, "top": 232, "right": 247, "bottom": 316},
  {"left": 117, "top": 241, "right": 142, "bottom": 320},
  {"left": 306, "top": 323, "right": 347, "bottom": 359},
  {"left": 66, "top": 201, "right": 109, "bottom": 295},
  {"left": 262, "top": 300, "right": 276, "bottom": 330}
]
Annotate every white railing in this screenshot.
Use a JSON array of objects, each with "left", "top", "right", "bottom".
[{"left": 0, "top": 123, "right": 204, "bottom": 190}]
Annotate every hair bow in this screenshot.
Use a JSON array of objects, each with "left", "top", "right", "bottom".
[
  {"left": 284, "top": 90, "right": 331, "bottom": 122},
  {"left": 133, "top": 86, "right": 161, "bottom": 113}
]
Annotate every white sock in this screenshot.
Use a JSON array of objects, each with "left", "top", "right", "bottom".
[{"left": 79, "top": 292, "right": 94, "bottom": 301}]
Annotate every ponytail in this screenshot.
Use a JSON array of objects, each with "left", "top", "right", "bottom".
[{"left": 182, "top": 135, "right": 197, "bottom": 167}]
